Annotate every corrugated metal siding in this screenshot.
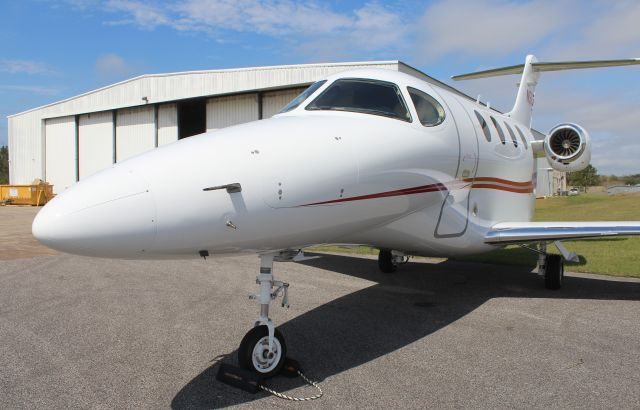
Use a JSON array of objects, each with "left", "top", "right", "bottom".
[
  {"left": 8, "top": 112, "right": 43, "bottom": 184},
  {"left": 45, "top": 116, "right": 76, "bottom": 193},
  {"left": 157, "top": 103, "right": 177, "bottom": 146},
  {"left": 262, "top": 88, "right": 306, "bottom": 118},
  {"left": 79, "top": 111, "right": 113, "bottom": 179},
  {"left": 207, "top": 94, "right": 259, "bottom": 131},
  {"left": 536, "top": 157, "right": 566, "bottom": 197},
  {"left": 116, "top": 106, "right": 155, "bottom": 162}
]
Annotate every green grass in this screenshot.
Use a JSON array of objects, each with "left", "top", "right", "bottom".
[{"left": 310, "top": 192, "right": 640, "bottom": 278}]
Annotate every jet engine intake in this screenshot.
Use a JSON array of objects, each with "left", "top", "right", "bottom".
[{"left": 544, "top": 123, "right": 591, "bottom": 172}]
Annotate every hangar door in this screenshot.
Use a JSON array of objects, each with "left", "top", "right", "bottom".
[
  {"left": 158, "top": 103, "right": 178, "bottom": 146},
  {"left": 116, "top": 106, "right": 155, "bottom": 162},
  {"left": 262, "top": 88, "right": 306, "bottom": 118},
  {"left": 45, "top": 116, "right": 76, "bottom": 194},
  {"left": 206, "top": 94, "right": 259, "bottom": 131},
  {"left": 79, "top": 111, "right": 113, "bottom": 180}
]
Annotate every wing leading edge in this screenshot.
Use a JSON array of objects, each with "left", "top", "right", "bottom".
[{"left": 485, "top": 221, "right": 640, "bottom": 244}]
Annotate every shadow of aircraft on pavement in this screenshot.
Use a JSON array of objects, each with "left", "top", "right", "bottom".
[{"left": 171, "top": 253, "right": 640, "bottom": 409}]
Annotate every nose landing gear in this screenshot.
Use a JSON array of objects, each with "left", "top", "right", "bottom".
[{"left": 237, "top": 253, "right": 289, "bottom": 377}]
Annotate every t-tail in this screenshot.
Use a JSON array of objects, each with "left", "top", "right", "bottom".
[{"left": 452, "top": 55, "right": 640, "bottom": 128}]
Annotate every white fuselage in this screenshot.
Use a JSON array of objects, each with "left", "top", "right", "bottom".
[{"left": 33, "top": 69, "right": 536, "bottom": 259}]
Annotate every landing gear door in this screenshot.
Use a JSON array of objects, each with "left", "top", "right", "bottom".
[{"left": 434, "top": 93, "right": 479, "bottom": 237}]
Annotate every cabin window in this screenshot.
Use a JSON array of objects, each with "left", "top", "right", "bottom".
[
  {"left": 306, "top": 78, "right": 412, "bottom": 122},
  {"left": 474, "top": 111, "right": 491, "bottom": 142},
  {"left": 503, "top": 122, "right": 519, "bottom": 147},
  {"left": 280, "top": 80, "right": 327, "bottom": 113},
  {"left": 514, "top": 125, "right": 529, "bottom": 149},
  {"left": 407, "top": 87, "right": 445, "bottom": 126},
  {"left": 490, "top": 116, "right": 506, "bottom": 144}
]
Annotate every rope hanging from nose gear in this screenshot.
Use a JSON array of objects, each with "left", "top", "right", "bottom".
[{"left": 259, "top": 369, "right": 323, "bottom": 401}]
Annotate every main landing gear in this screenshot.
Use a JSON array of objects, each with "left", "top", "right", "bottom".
[
  {"left": 237, "top": 253, "right": 290, "bottom": 377},
  {"left": 536, "top": 242, "right": 565, "bottom": 290},
  {"left": 378, "top": 249, "right": 409, "bottom": 273}
]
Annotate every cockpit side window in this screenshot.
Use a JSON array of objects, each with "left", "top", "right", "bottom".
[
  {"left": 503, "top": 122, "right": 518, "bottom": 147},
  {"left": 280, "top": 80, "right": 327, "bottom": 113},
  {"left": 490, "top": 116, "right": 506, "bottom": 144},
  {"left": 407, "top": 87, "right": 445, "bottom": 127},
  {"left": 474, "top": 111, "right": 491, "bottom": 142},
  {"left": 306, "top": 78, "right": 412, "bottom": 122}
]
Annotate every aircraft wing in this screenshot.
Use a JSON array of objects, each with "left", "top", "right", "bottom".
[{"left": 485, "top": 221, "right": 640, "bottom": 244}]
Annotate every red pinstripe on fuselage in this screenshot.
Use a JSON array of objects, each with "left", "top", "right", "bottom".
[{"left": 300, "top": 177, "right": 533, "bottom": 207}]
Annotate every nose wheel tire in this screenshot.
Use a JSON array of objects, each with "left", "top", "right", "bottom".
[
  {"left": 544, "top": 254, "right": 564, "bottom": 290},
  {"left": 378, "top": 249, "right": 398, "bottom": 273},
  {"left": 238, "top": 325, "right": 287, "bottom": 378}
]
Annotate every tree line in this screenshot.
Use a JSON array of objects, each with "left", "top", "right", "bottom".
[
  {"left": 0, "top": 146, "right": 8, "bottom": 185},
  {"left": 567, "top": 164, "right": 640, "bottom": 189}
]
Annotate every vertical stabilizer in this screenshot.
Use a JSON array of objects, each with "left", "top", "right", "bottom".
[{"left": 508, "top": 54, "right": 539, "bottom": 128}]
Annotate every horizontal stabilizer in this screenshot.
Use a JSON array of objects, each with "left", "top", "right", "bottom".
[
  {"left": 485, "top": 221, "right": 640, "bottom": 244},
  {"left": 452, "top": 58, "right": 640, "bottom": 81}
]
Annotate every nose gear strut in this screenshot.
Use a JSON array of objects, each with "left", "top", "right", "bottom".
[
  {"left": 232, "top": 251, "right": 324, "bottom": 400},
  {"left": 238, "top": 252, "right": 290, "bottom": 377}
]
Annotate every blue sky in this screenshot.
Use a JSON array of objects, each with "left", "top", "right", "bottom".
[{"left": 2, "top": 0, "right": 639, "bottom": 174}]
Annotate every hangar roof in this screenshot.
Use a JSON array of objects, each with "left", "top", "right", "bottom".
[{"left": 9, "top": 61, "right": 402, "bottom": 119}]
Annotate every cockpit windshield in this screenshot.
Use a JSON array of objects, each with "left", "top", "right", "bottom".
[
  {"left": 279, "top": 80, "right": 327, "bottom": 113},
  {"left": 305, "top": 78, "right": 412, "bottom": 122}
]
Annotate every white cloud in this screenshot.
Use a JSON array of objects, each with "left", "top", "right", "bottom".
[
  {"left": 94, "top": 53, "right": 136, "bottom": 78},
  {"left": 416, "top": 0, "right": 572, "bottom": 62},
  {"left": 105, "top": 0, "right": 169, "bottom": 28},
  {"left": 100, "top": 0, "right": 409, "bottom": 58},
  {"left": 172, "top": 0, "right": 352, "bottom": 35},
  {"left": 0, "top": 59, "right": 53, "bottom": 75},
  {"left": 543, "top": 1, "right": 640, "bottom": 59}
]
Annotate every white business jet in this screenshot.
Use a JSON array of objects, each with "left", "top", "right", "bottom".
[{"left": 32, "top": 55, "right": 640, "bottom": 376}]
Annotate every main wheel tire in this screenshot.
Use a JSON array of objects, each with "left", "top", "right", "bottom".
[
  {"left": 378, "top": 250, "right": 398, "bottom": 273},
  {"left": 238, "top": 325, "right": 286, "bottom": 378},
  {"left": 544, "top": 254, "right": 564, "bottom": 290}
]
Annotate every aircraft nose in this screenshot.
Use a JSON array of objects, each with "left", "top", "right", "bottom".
[{"left": 32, "top": 166, "right": 156, "bottom": 258}]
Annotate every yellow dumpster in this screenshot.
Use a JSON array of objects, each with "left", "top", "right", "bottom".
[{"left": 0, "top": 180, "right": 54, "bottom": 206}]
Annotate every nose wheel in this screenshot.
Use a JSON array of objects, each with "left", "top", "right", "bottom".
[
  {"left": 238, "top": 253, "right": 289, "bottom": 377},
  {"left": 238, "top": 325, "right": 287, "bottom": 377}
]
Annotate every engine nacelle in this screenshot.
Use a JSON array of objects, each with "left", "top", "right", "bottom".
[{"left": 544, "top": 123, "right": 591, "bottom": 172}]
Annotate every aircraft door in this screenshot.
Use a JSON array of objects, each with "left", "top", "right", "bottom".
[{"left": 433, "top": 93, "right": 479, "bottom": 237}]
